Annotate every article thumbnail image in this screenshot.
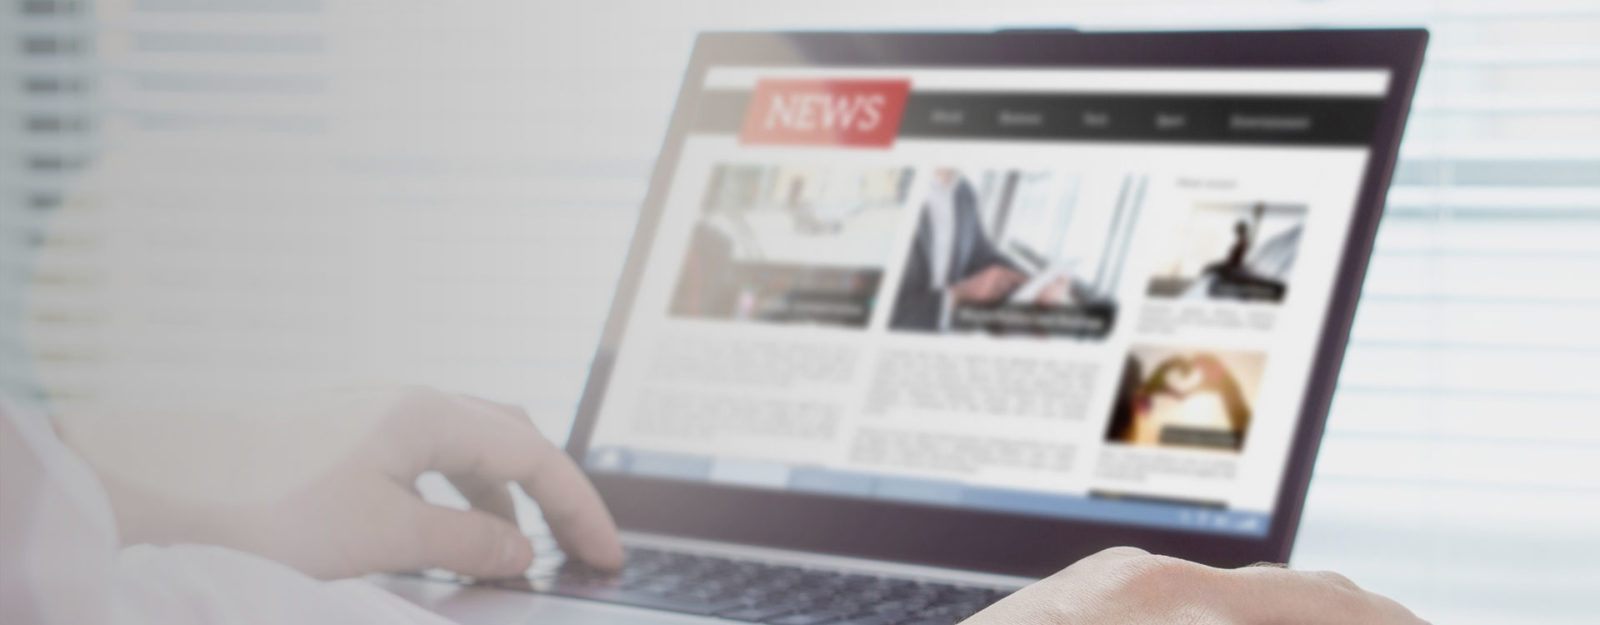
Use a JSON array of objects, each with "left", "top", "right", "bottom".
[
  {"left": 669, "top": 162, "right": 912, "bottom": 328},
  {"left": 888, "top": 167, "right": 1145, "bottom": 339},
  {"left": 1103, "top": 346, "right": 1265, "bottom": 452},
  {"left": 1146, "top": 201, "right": 1307, "bottom": 303}
]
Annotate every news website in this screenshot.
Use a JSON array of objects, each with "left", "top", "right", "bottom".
[{"left": 584, "top": 67, "right": 1389, "bottom": 536}]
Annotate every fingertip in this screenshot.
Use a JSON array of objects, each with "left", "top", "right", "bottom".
[
  {"left": 566, "top": 525, "right": 626, "bottom": 571},
  {"left": 582, "top": 548, "right": 626, "bottom": 573},
  {"left": 414, "top": 505, "right": 536, "bottom": 580},
  {"left": 494, "top": 532, "right": 537, "bottom": 578},
  {"left": 593, "top": 539, "right": 627, "bottom": 571}
]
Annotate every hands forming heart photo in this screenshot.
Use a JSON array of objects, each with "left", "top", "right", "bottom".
[
  {"left": 1141, "top": 354, "right": 1236, "bottom": 400},
  {"left": 1107, "top": 348, "right": 1264, "bottom": 452}
]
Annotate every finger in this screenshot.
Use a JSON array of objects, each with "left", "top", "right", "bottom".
[
  {"left": 398, "top": 390, "right": 624, "bottom": 570},
  {"left": 407, "top": 498, "right": 535, "bottom": 579},
  {"left": 451, "top": 396, "right": 619, "bottom": 566},
  {"left": 445, "top": 473, "right": 517, "bottom": 524},
  {"left": 513, "top": 433, "right": 627, "bottom": 570}
]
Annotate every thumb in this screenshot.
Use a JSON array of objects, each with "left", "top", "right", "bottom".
[{"left": 409, "top": 502, "right": 535, "bottom": 579}]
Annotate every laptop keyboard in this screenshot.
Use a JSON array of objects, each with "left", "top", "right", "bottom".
[{"left": 485, "top": 544, "right": 1015, "bottom": 625}]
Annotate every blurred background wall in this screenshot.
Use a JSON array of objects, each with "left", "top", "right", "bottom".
[{"left": 2, "top": 1, "right": 1597, "bottom": 623}]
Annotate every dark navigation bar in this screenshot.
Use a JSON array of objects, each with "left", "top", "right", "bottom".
[{"left": 692, "top": 90, "right": 1380, "bottom": 146}]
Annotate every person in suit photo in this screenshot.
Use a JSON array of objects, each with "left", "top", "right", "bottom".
[{"left": 890, "top": 168, "right": 1028, "bottom": 331}]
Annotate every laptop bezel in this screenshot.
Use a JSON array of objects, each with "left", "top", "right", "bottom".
[{"left": 564, "top": 29, "right": 1427, "bottom": 577}]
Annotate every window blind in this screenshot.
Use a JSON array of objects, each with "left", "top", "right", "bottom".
[{"left": 3, "top": 2, "right": 1595, "bottom": 623}]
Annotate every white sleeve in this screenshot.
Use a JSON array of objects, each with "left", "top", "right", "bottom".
[
  {"left": 0, "top": 398, "right": 455, "bottom": 625},
  {"left": 112, "top": 544, "right": 452, "bottom": 625}
]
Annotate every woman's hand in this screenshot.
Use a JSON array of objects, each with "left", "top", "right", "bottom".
[
  {"left": 57, "top": 386, "right": 623, "bottom": 580},
  {"left": 965, "top": 547, "right": 1427, "bottom": 625}
]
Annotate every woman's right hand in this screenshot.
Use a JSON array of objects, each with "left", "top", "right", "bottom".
[{"left": 962, "top": 547, "right": 1427, "bottom": 625}]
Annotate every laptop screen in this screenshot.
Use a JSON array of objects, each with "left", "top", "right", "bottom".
[{"left": 583, "top": 66, "right": 1389, "bottom": 538}]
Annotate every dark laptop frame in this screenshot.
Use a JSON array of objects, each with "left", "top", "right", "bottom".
[{"left": 565, "top": 29, "right": 1427, "bottom": 577}]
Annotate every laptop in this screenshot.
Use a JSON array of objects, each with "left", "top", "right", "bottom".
[{"left": 382, "top": 28, "right": 1427, "bottom": 624}]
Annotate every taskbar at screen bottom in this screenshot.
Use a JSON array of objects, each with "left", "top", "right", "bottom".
[{"left": 585, "top": 446, "right": 1270, "bottom": 537}]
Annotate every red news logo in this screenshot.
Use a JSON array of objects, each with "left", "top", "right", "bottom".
[{"left": 740, "top": 79, "right": 911, "bottom": 148}]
